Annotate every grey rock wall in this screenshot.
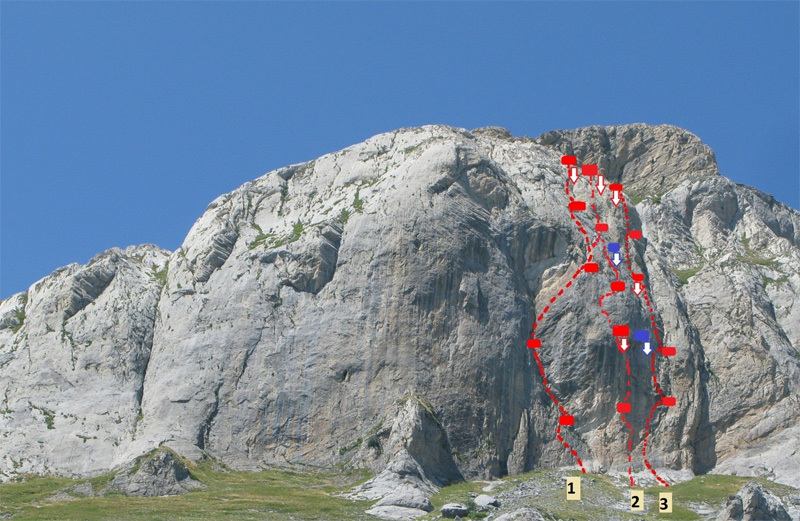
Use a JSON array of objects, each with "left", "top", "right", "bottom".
[{"left": 1, "top": 124, "right": 798, "bottom": 490}]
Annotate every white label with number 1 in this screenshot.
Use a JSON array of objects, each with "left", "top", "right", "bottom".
[{"left": 566, "top": 477, "right": 581, "bottom": 501}]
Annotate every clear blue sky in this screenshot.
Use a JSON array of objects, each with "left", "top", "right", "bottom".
[{"left": 1, "top": 2, "right": 798, "bottom": 298}]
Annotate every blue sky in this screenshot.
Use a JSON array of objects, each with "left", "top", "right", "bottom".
[{"left": 1, "top": 2, "right": 798, "bottom": 298}]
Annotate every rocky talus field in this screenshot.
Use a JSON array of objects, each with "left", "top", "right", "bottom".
[{"left": 1, "top": 124, "right": 798, "bottom": 520}]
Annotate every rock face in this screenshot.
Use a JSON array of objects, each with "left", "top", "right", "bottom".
[
  {"left": 1, "top": 124, "right": 799, "bottom": 495},
  {"left": 0, "top": 245, "right": 168, "bottom": 476},
  {"left": 716, "top": 481, "right": 791, "bottom": 521}
]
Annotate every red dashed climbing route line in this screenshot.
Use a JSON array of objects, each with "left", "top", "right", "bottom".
[
  {"left": 640, "top": 282, "right": 669, "bottom": 486},
  {"left": 556, "top": 425, "right": 585, "bottom": 469},
  {"left": 641, "top": 287, "right": 665, "bottom": 396},
  {"left": 598, "top": 291, "right": 613, "bottom": 319},
  {"left": 596, "top": 228, "right": 635, "bottom": 486},
  {"left": 619, "top": 199, "right": 670, "bottom": 487},
  {"left": 597, "top": 233, "right": 616, "bottom": 318},
  {"left": 529, "top": 260, "right": 589, "bottom": 474},
  {"left": 589, "top": 233, "right": 602, "bottom": 252},
  {"left": 567, "top": 182, "right": 592, "bottom": 250},
  {"left": 643, "top": 399, "right": 670, "bottom": 487},
  {"left": 597, "top": 233, "right": 621, "bottom": 281},
  {"left": 527, "top": 157, "right": 673, "bottom": 486},
  {"left": 525, "top": 176, "right": 590, "bottom": 473},
  {"left": 622, "top": 357, "right": 635, "bottom": 486},
  {"left": 590, "top": 182, "right": 643, "bottom": 486}
]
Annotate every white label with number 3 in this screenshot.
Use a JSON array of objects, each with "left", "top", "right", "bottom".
[{"left": 659, "top": 492, "right": 673, "bottom": 513}]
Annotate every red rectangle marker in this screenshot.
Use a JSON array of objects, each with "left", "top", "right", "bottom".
[
  {"left": 613, "top": 325, "right": 629, "bottom": 337},
  {"left": 581, "top": 164, "right": 598, "bottom": 176},
  {"left": 584, "top": 262, "right": 599, "bottom": 273},
  {"left": 662, "top": 347, "right": 677, "bottom": 356},
  {"left": 617, "top": 402, "right": 632, "bottom": 414},
  {"left": 632, "top": 273, "right": 644, "bottom": 282},
  {"left": 629, "top": 230, "right": 642, "bottom": 240},
  {"left": 609, "top": 183, "right": 623, "bottom": 192},
  {"left": 662, "top": 397, "right": 676, "bottom": 407},
  {"left": 559, "top": 415, "right": 575, "bottom": 426},
  {"left": 561, "top": 155, "right": 577, "bottom": 165},
  {"left": 611, "top": 281, "right": 626, "bottom": 292},
  {"left": 568, "top": 201, "right": 586, "bottom": 212},
  {"left": 595, "top": 223, "right": 609, "bottom": 232},
  {"left": 527, "top": 339, "right": 541, "bottom": 349}
]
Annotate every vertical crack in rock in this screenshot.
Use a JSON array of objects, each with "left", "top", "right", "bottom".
[
  {"left": 197, "top": 382, "right": 223, "bottom": 451},
  {"left": 133, "top": 271, "right": 167, "bottom": 437}
]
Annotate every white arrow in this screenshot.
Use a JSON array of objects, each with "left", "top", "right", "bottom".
[
  {"left": 597, "top": 174, "right": 606, "bottom": 195},
  {"left": 611, "top": 190, "right": 621, "bottom": 207},
  {"left": 620, "top": 338, "right": 629, "bottom": 352},
  {"left": 569, "top": 166, "right": 579, "bottom": 184},
  {"left": 633, "top": 282, "right": 643, "bottom": 296},
  {"left": 612, "top": 252, "right": 622, "bottom": 266},
  {"left": 642, "top": 341, "right": 652, "bottom": 355}
]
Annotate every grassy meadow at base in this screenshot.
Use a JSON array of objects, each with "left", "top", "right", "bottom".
[
  {"left": 0, "top": 459, "right": 375, "bottom": 521},
  {"left": 0, "top": 461, "right": 795, "bottom": 521}
]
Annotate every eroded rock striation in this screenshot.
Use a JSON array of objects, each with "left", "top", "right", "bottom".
[{"left": 1, "top": 124, "right": 798, "bottom": 501}]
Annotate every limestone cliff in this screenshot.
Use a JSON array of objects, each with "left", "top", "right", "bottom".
[{"left": 1, "top": 124, "right": 798, "bottom": 492}]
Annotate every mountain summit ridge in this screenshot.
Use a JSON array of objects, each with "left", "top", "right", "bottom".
[{"left": 1, "top": 124, "right": 798, "bottom": 496}]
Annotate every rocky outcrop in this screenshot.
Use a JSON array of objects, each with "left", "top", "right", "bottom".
[
  {"left": 441, "top": 503, "right": 469, "bottom": 518},
  {"left": 716, "top": 482, "right": 791, "bottom": 521},
  {"left": 475, "top": 494, "right": 500, "bottom": 508},
  {"left": 48, "top": 447, "right": 204, "bottom": 499},
  {"left": 364, "top": 505, "right": 429, "bottom": 521},
  {"left": 103, "top": 448, "right": 204, "bottom": 497},
  {"left": 536, "top": 123, "right": 720, "bottom": 197},
  {"left": 1, "top": 124, "right": 798, "bottom": 495},
  {"left": 348, "top": 396, "right": 459, "bottom": 516},
  {"left": 441, "top": 503, "right": 469, "bottom": 519}
]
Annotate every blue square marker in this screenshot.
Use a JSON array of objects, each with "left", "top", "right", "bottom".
[
  {"left": 634, "top": 330, "right": 649, "bottom": 342},
  {"left": 608, "top": 243, "right": 620, "bottom": 253}
]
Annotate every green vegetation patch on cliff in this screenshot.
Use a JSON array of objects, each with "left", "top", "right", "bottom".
[
  {"left": 672, "top": 265, "right": 703, "bottom": 285},
  {"left": 737, "top": 236, "right": 782, "bottom": 268},
  {"left": 10, "top": 292, "right": 28, "bottom": 333}
]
